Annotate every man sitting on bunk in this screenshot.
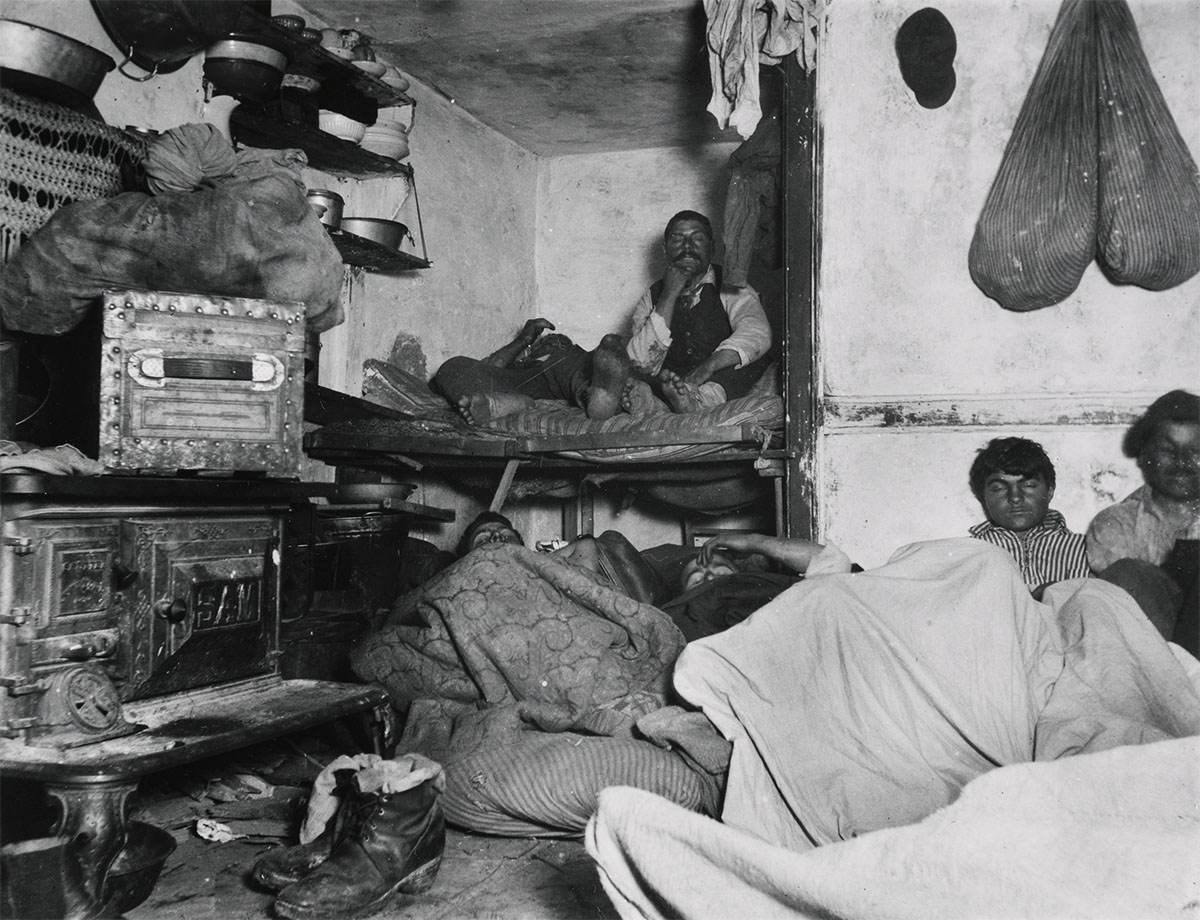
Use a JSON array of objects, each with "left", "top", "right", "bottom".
[
  {"left": 967, "top": 436, "right": 1089, "bottom": 598},
  {"left": 621, "top": 209, "right": 774, "bottom": 416},
  {"left": 432, "top": 209, "right": 772, "bottom": 425}
]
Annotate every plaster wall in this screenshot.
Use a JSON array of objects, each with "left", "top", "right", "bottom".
[
  {"left": 307, "top": 69, "right": 541, "bottom": 542},
  {"left": 534, "top": 145, "right": 739, "bottom": 348},
  {"left": 313, "top": 79, "right": 539, "bottom": 396},
  {"left": 816, "top": 0, "right": 1200, "bottom": 567}
]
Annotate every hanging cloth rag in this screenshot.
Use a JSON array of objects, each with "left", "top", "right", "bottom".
[{"left": 703, "top": 0, "right": 823, "bottom": 139}]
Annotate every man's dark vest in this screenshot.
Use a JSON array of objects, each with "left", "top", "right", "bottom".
[{"left": 651, "top": 265, "right": 772, "bottom": 400}]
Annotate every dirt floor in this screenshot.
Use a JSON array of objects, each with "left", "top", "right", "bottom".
[
  {"left": 124, "top": 827, "right": 616, "bottom": 920},
  {"left": 3, "top": 725, "right": 619, "bottom": 920}
]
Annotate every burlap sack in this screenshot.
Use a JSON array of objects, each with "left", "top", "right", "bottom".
[{"left": 1, "top": 144, "right": 343, "bottom": 334}]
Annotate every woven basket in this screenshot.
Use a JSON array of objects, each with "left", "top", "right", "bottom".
[{"left": 0, "top": 88, "right": 143, "bottom": 263}]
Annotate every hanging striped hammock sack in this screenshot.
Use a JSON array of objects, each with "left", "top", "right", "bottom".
[
  {"left": 1094, "top": 0, "right": 1200, "bottom": 291},
  {"left": 968, "top": 0, "right": 1099, "bottom": 313}
]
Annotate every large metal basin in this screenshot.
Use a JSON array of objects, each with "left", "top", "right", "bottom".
[
  {"left": 340, "top": 218, "right": 410, "bottom": 250},
  {"left": 0, "top": 20, "right": 114, "bottom": 108}
]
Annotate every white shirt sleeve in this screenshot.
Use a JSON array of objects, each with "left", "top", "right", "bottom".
[
  {"left": 715, "top": 285, "right": 772, "bottom": 368},
  {"left": 626, "top": 288, "right": 672, "bottom": 375}
]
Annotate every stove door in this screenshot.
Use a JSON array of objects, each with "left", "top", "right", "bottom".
[{"left": 121, "top": 515, "right": 280, "bottom": 700}]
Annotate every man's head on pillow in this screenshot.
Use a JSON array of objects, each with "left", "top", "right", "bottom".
[
  {"left": 679, "top": 551, "right": 740, "bottom": 593},
  {"left": 458, "top": 511, "right": 525, "bottom": 557}
]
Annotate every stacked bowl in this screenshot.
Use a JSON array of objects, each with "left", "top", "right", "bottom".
[
  {"left": 360, "top": 119, "right": 408, "bottom": 160},
  {"left": 318, "top": 109, "right": 366, "bottom": 143}
]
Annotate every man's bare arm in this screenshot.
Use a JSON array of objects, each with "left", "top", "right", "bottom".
[
  {"left": 482, "top": 318, "right": 555, "bottom": 368},
  {"left": 698, "top": 533, "right": 827, "bottom": 575}
]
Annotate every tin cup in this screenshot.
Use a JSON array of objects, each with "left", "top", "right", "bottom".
[{"left": 305, "top": 189, "right": 344, "bottom": 229}]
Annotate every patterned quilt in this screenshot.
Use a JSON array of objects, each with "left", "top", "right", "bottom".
[{"left": 352, "top": 542, "right": 687, "bottom": 761}]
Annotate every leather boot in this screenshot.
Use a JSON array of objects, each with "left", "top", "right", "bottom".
[
  {"left": 252, "top": 823, "right": 338, "bottom": 893},
  {"left": 1, "top": 835, "right": 115, "bottom": 919},
  {"left": 252, "top": 770, "right": 359, "bottom": 892},
  {"left": 273, "top": 779, "right": 445, "bottom": 920}
]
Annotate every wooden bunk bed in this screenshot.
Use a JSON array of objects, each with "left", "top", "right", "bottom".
[
  {"left": 306, "top": 59, "right": 817, "bottom": 541},
  {"left": 304, "top": 382, "right": 790, "bottom": 537}
]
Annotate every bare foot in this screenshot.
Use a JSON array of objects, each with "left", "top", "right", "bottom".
[
  {"left": 657, "top": 369, "right": 704, "bottom": 414},
  {"left": 620, "top": 378, "right": 671, "bottom": 417},
  {"left": 585, "top": 334, "right": 631, "bottom": 420},
  {"left": 456, "top": 392, "right": 535, "bottom": 425}
]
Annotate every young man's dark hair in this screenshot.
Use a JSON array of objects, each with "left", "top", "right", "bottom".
[
  {"left": 1121, "top": 389, "right": 1200, "bottom": 459},
  {"left": 966, "top": 436, "right": 1087, "bottom": 594},
  {"left": 968, "top": 437, "right": 1056, "bottom": 502}
]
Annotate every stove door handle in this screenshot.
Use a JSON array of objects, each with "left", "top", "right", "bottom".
[{"left": 153, "top": 597, "right": 189, "bottom": 624}]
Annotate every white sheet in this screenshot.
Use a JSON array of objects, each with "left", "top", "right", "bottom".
[
  {"left": 588, "top": 736, "right": 1200, "bottom": 920},
  {"left": 586, "top": 538, "right": 1200, "bottom": 919}
]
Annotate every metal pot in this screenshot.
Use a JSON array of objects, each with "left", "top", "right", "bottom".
[
  {"left": 203, "top": 34, "right": 289, "bottom": 102},
  {"left": 0, "top": 20, "right": 114, "bottom": 108},
  {"left": 101, "top": 821, "right": 177, "bottom": 914},
  {"left": 306, "top": 189, "right": 344, "bottom": 229},
  {"left": 91, "top": 0, "right": 246, "bottom": 76},
  {"left": 339, "top": 218, "right": 411, "bottom": 250}
]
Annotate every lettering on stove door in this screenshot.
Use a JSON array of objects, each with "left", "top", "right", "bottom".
[
  {"left": 169, "top": 555, "right": 267, "bottom": 634},
  {"left": 191, "top": 577, "right": 262, "bottom": 629}
]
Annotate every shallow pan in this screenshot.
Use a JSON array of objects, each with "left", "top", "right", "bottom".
[{"left": 339, "top": 218, "right": 411, "bottom": 250}]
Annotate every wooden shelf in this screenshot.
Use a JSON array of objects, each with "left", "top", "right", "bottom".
[
  {"left": 234, "top": 6, "right": 413, "bottom": 114},
  {"left": 328, "top": 226, "right": 430, "bottom": 272},
  {"left": 230, "top": 105, "right": 413, "bottom": 178}
]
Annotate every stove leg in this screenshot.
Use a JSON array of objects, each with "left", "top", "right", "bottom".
[{"left": 45, "top": 778, "right": 138, "bottom": 905}]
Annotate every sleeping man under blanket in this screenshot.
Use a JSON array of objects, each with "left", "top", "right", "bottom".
[
  {"left": 351, "top": 528, "right": 1200, "bottom": 871},
  {"left": 585, "top": 538, "right": 1200, "bottom": 920}
]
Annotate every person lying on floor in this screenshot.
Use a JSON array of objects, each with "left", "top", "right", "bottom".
[
  {"left": 585, "top": 537, "right": 1200, "bottom": 920},
  {"left": 664, "top": 531, "right": 864, "bottom": 641},
  {"left": 453, "top": 510, "right": 668, "bottom": 605},
  {"left": 454, "top": 512, "right": 840, "bottom": 641},
  {"left": 350, "top": 524, "right": 707, "bottom": 838},
  {"left": 347, "top": 524, "right": 863, "bottom": 841}
]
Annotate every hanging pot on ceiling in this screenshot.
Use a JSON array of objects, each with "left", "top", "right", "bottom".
[
  {"left": 0, "top": 20, "right": 114, "bottom": 109},
  {"left": 91, "top": 0, "right": 247, "bottom": 77}
]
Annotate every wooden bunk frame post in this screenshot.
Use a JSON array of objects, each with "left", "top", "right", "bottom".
[{"left": 782, "top": 55, "right": 820, "bottom": 540}]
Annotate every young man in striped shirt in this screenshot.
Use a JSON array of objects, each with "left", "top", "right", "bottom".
[{"left": 968, "top": 437, "right": 1090, "bottom": 598}]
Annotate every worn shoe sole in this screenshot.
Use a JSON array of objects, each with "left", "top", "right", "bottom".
[{"left": 273, "top": 856, "right": 442, "bottom": 920}]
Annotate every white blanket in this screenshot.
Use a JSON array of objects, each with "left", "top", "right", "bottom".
[
  {"left": 587, "top": 736, "right": 1200, "bottom": 919},
  {"left": 586, "top": 538, "right": 1200, "bottom": 918}
]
